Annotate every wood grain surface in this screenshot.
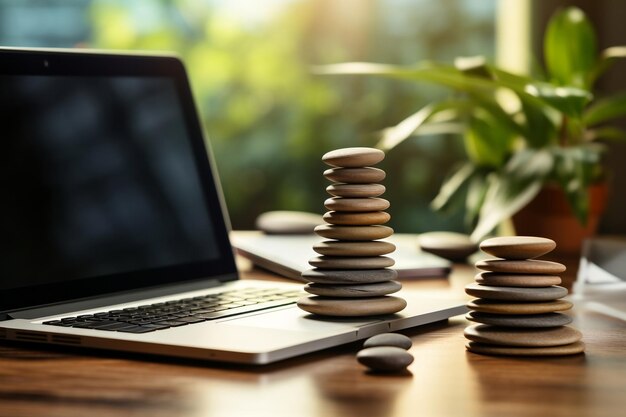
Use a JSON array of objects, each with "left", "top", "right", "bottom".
[{"left": 1, "top": 258, "right": 624, "bottom": 417}]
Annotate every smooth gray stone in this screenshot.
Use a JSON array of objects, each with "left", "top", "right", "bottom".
[
  {"left": 326, "top": 183, "right": 386, "bottom": 198},
  {"left": 305, "top": 281, "right": 401, "bottom": 297},
  {"left": 301, "top": 268, "right": 398, "bottom": 284},
  {"left": 475, "top": 259, "right": 566, "bottom": 275},
  {"left": 309, "top": 255, "right": 395, "bottom": 270},
  {"left": 324, "top": 167, "right": 386, "bottom": 184},
  {"left": 475, "top": 272, "right": 562, "bottom": 287},
  {"left": 417, "top": 231, "right": 478, "bottom": 261},
  {"left": 357, "top": 346, "right": 414, "bottom": 372},
  {"left": 466, "top": 311, "right": 573, "bottom": 328},
  {"left": 313, "top": 240, "right": 396, "bottom": 257},
  {"left": 363, "top": 333, "right": 412, "bottom": 350},
  {"left": 297, "top": 295, "right": 407, "bottom": 317},
  {"left": 479, "top": 236, "right": 556, "bottom": 260},
  {"left": 314, "top": 224, "right": 394, "bottom": 241},
  {"left": 322, "top": 147, "right": 385, "bottom": 168},
  {"left": 465, "top": 283, "right": 568, "bottom": 302},
  {"left": 464, "top": 324, "right": 582, "bottom": 347}
]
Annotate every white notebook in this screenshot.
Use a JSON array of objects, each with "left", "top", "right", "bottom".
[{"left": 231, "top": 232, "right": 451, "bottom": 281}]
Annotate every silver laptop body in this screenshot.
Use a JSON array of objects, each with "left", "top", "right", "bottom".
[{"left": 0, "top": 48, "right": 466, "bottom": 364}]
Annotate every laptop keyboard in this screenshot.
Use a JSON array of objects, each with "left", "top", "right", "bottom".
[{"left": 42, "top": 287, "right": 303, "bottom": 334}]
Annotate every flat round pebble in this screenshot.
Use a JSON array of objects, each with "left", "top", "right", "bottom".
[
  {"left": 322, "top": 147, "right": 385, "bottom": 168},
  {"left": 465, "top": 283, "right": 568, "bottom": 302},
  {"left": 301, "top": 268, "right": 398, "bottom": 284},
  {"left": 324, "top": 197, "right": 390, "bottom": 212},
  {"left": 326, "top": 183, "right": 386, "bottom": 198},
  {"left": 417, "top": 232, "right": 478, "bottom": 261},
  {"left": 255, "top": 211, "right": 323, "bottom": 234},
  {"left": 466, "top": 311, "right": 573, "bottom": 328},
  {"left": 297, "top": 295, "right": 407, "bottom": 316},
  {"left": 466, "top": 341, "right": 585, "bottom": 356},
  {"left": 313, "top": 240, "right": 396, "bottom": 257},
  {"left": 464, "top": 324, "right": 582, "bottom": 347},
  {"left": 323, "top": 211, "right": 390, "bottom": 226},
  {"left": 309, "top": 255, "right": 395, "bottom": 270},
  {"left": 475, "top": 272, "right": 562, "bottom": 287},
  {"left": 357, "top": 347, "right": 414, "bottom": 372},
  {"left": 467, "top": 299, "right": 573, "bottom": 315},
  {"left": 479, "top": 236, "right": 556, "bottom": 260},
  {"left": 314, "top": 225, "right": 394, "bottom": 241},
  {"left": 305, "top": 281, "right": 401, "bottom": 297},
  {"left": 324, "top": 167, "right": 386, "bottom": 184},
  {"left": 363, "top": 333, "right": 412, "bottom": 350},
  {"left": 475, "top": 259, "right": 566, "bottom": 275}
]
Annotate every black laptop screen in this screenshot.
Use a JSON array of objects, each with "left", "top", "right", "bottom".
[{"left": 0, "top": 51, "right": 237, "bottom": 311}]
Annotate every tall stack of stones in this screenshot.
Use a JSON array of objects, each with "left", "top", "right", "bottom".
[
  {"left": 297, "top": 147, "right": 407, "bottom": 317},
  {"left": 464, "top": 236, "right": 585, "bottom": 356}
]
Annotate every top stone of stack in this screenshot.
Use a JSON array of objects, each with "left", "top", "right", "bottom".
[
  {"left": 322, "top": 147, "right": 385, "bottom": 168},
  {"left": 479, "top": 236, "right": 556, "bottom": 260}
]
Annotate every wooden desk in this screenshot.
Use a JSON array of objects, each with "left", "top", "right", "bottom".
[{"left": 1, "top": 262, "right": 625, "bottom": 417}]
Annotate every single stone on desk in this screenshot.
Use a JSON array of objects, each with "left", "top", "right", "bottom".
[
  {"left": 323, "top": 210, "right": 391, "bottom": 226},
  {"left": 326, "top": 183, "right": 386, "bottom": 198},
  {"left": 417, "top": 231, "right": 478, "bottom": 261},
  {"left": 324, "top": 167, "right": 386, "bottom": 183},
  {"left": 465, "top": 283, "right": 568, "bottom": 302},
  {"left": 475, "top": 259, "right": 566, "bottom": 275},
  {"left": 479, "top": 236, "right": 556, "bottom": 260},
  {"left": 322, "top": 147, "right": 385, "bottom": 168},
  {"left": 363, "top": 333, "right": 412, "bottom": 350},
  {"left": 357, "top": 346, "right": 414, "bottom": 372},
  {"left": 314, "top": 224, "right": 394, "bottom": 241}
]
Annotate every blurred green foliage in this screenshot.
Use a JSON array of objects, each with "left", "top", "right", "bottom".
[{"left": 89, "top": 0, "right": 494, "bottom": 231}]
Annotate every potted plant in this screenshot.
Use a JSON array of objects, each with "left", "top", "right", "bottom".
[{"left": 317, "top": 7, "right": 626, "bottom": 254}]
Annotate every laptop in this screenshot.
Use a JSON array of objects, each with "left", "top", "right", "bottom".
[{"left": 0, "top": 47, "right": 466, "bottom": 364}]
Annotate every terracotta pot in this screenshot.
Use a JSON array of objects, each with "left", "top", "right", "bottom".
[{"left": 512, "top": 183, "right": 608, "bottom": 256}]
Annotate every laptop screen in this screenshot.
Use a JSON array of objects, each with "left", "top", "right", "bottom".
[{"left": 0, "top": 50, "right": 237, "bottom": 312}]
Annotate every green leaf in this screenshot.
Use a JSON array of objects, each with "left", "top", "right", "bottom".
[
  {"left": 552, "top": 144, "right": 605, "bottom": 224},
  {"left": 463, "top": 108, "right": 514, "bottom": 168},
  {"left": 431, "top": 163, "right": 476, "bottom": 212},
  {"left": 489, "top": 67, "right": 557, "bottom": 146},
  {"left": 315, "top": 62, "right": 498, "bottom": 93},
  {"left": 465, "top": 174, "right": 488, "bottom": 230},
  {"left": 583, "top": 92, "right": 626, "bottom": 126},
  {"left": 470, "top": 149, "right": 554, "bottom": 240},
  {"left": 524, "top": 82, "right": 592, "bottom": 118},
  {"left": 544, "top": 6, "right": 597, "bottom": 89},
  {"left": 376, "top": 100, "right": 467, "bottom": 151}
]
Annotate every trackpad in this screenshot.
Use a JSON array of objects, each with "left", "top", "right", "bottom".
[{"left": 227, "top": 306, "right": 382, "bottom": 332}]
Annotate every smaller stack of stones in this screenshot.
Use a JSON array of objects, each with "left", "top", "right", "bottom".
[
  {"left": 464, "top": 236, "right": 585, "bottom": 356},
  {"left": 357, "top": 333, "right": 414, "bottom": 373},
  {"left": 297, "top": 147, "right": 406, "bottom": 317}
]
